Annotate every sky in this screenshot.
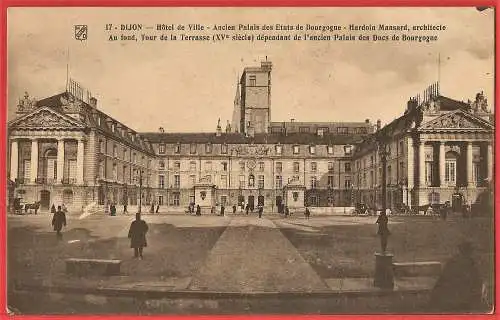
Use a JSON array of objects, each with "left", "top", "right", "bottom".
[{"left": 7, "top": 7, "right": 495, "bottom": 132}]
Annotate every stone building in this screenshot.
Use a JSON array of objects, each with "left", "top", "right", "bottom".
[{"left": 7, "top": 62, "right": 494, "bottom": 214}]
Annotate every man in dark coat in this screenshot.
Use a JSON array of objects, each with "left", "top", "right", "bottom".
[
  {"left": 110, "top": 203, "right": 116, "bottom": 216},
  {"left": 258, "top": 205, "right": 263, "bottom": 218},
  {"left": 232, "top": 205, "right": 236, "bottom": 214},
  {"left": 305, "top": 207, "right": 311, "bottom": 219},
  {"left": 376, "top": 211, "right": 390, "bottom": 253},
  {"left": 245, "top": 204, "right": 249, "bottom": 215},
  {"left": 52, "top": 205, "right": 66, "bottom": 240},
  {"left": 196, "top": 205, "right": 201, "bottom": 216},
  {"left": 220, "top": 205, "right": 225, "bottom": 216},
  {"left": 285, "top": 206, "right": 289, "bottom": 218},
  {"left": 128, "top": 213, "right": 149, "bottom": 259},
  {"left": 429, "top": 242, "right": 484, "bottom": 312}
]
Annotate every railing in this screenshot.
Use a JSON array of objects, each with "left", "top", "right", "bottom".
[
  {"left": 15, "top": 178, "right": 30, "bottom": 185},
  {"left": 61, "top": 178, "right": 77, "bottom": 184},
  {"left": 35, "top": 177, "right": 56, "bottom": 185}
]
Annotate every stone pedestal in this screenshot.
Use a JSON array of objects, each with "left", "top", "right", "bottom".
[{"left": 374, "top": 252, "right": 394, "bottom": 289}]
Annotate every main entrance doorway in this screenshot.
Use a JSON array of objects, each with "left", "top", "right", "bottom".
[
  {"left": 247, "top": 195, "right": 255, "bottom": 211},
  {"left": 40, "top": 190, "right": 50, "bottom": 210}
]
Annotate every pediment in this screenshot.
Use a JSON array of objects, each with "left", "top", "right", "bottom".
[
  {"left": 8, "top": 107, "right": 86, "bottom": 130},
  {"left": 419, "top": 110, "right": 493, "bottom": 131}
]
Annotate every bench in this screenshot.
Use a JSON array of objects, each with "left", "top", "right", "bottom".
[
  {"left": 65, "top": 258, "right": 121, "bottom": 276},
  {"left": 392, "top": 261, "right": 442, "bottom": 277}
]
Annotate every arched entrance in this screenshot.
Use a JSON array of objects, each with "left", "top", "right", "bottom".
[{"left": 40, "top": 190, "right": 50, "bottom": 210}]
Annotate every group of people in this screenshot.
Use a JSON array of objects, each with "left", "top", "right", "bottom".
[{"left": 107, "top": 201, "right": 161, "bottom": 216}]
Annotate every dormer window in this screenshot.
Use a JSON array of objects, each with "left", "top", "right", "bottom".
[
  {"left": 309, "top": 145, "right": 316, "bottom": 154},
  {"left": 293, "top": 145, "right": 300, "bottom": 154},
  {"left": 205, "top": 143, "right": 212, "bottom": 153},
  {"left": 190, "top": 143, "right": 197, "bottom": 154},
  {"left": 275, "top": 144, "right": 282, "bottom": 155},
  {"left": 111, "top": 123, "right": 116, "bottom": 132},
  {"left": 159, "top": 143, "right": 166, "bottom": 155},
  {"left": 174, "top": 143, "right": 181, "bottom": 154},
  {"left": 97, "top": 117, "right": 101, "bottom": 126},
  {"left": 221, "top": 144, "right": 228, "bottom": 154},
  {"left": 344, "top": 145, "right": 353, "bottom": 156},
  {"left": 327, "top": 145, "right": 334, "bottom": 154}
]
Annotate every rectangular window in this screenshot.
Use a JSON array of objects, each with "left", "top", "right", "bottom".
[
  {"left": 275, "top": 145, "right": 283, "bottom": 155},
  {"left": 190, "top": 143, "right": 197, "bottom": 154},
  {"left": 310, "top": 176, "right": 317, "bottom": 189},
  {"left": 345, "top": 162, "right": 351, "bottom": 172},
  {"left": 222, "top": 162, "right": 228, "bottom": 172},
  {"left": 174, "top": 175, "right": 180, "bottom": 188},
  {"left": 99, "top": 160, "right": 105, "bottom": 179},
  {"left": 174, "top": 144, "right": 181, "bottom": 154},
  {"left": 159, "top": 175, "right": 165, "bottom": 189},
  {"left": 337, "top": 127, "right": 348, "bottom": 134},
  {"left": 113, "top": 145, "right": 117, "bottom": 158},
  {"left": 206, "top": 175, "right": 212, "bottom": 183},
  {"left": 275, "top": 175, "right": 283, "bottom": 189},
  {"left": 327, "top": 146, "right": 334, "bottom": 154},
  {"left": 345, "top": 179, "right": 351, "bottom": 189},
  {"left": 205, "top": 161, "right": 212, "bottom": 171},
  {"left": 299, "top": 127, "right": 310, "bottom": 133},
  {"left": 344, "top": 145, "right": 353, "bottom": 155},
  {"left": 310, "top": 196, "right": 318, "bottom": 207},
  {"left": 205, "top": 144, "right": 212, "bottom": 153},
  {"left": 328, "top": 162, "right": 334, "bottom": 173},
  {"left": 309, "top": 145, "right": 316, "bottom": 154},
  {"left": 189, "top": 175, "right": 196, "bottom": 186},
  {"left": 23, "top": 160, "right": 30, "bottom": 181},
  {"left": 190, "top": 161, "right": 196, "bottom": 171},
  {"left": 158, "top": 195, "right": 164, "bottom": 206},
  {"left": 258, "top": 175, "right": 264, "bottom": 189},
  {"left": 399, "top": 141, "right": 404, "bottom": 155},
  {"left": 276, "top": 162, "right": 282, "bottom": 173},
  {"left": 327, "top": 175, "right": 334, "bottom": 188},
  {"left": 159, "top": 160, "right": 165, "bottom": 170},
  {"left": 174, "top": 161, "right": 180, "bottom": 171},
  {"left": 445, "top": 161, "right": 456, "bottom": 184},
  {"left": 123, "top": 165, "right": 127, "bottom": 183},
  {"left": 239, "top": 175, "right": 245, "bottom": 188},
  {"left": 173, "top": 193, "right": 180, "bottom": 206},
  {"left": 425, "top": 162, "right": 434, "bottom": 185},
  {"left": 112, "top": 164, "right": 117, "bottom": 181},
  {"left": 159, "top": 144, "right": 166, "bottom": 154},
  {"left": 239, "top": 161, "right": 245, "bottom": 172},
  {"left": 311, "top": 162, "right": 317, "bottom": 173},
  {"left": 221, "top": 175, "right": 228, "bottom": 188},
  {"left": 259, "top": 162, "right": 265, "bottom": 172},
  {"left": 293, "top": 162, "right": 300, "bottom": 173},
  {"left": 293, "top": 145, "right": 300, "bottom": 154},
  {"left": 249, "top": 75, "right": 256, "bottom": 86},
  {"left": 68, "top": 160, "right": 77, "bottom": 181},
  {"left": 473, "top": 162, "right": 481, "bottom": 184},
  {"left": 387, "top": 166, "right": 392, "bottom": 185},
  {"left": 221, "top": 144, "right": 228, "bottom": 154}
]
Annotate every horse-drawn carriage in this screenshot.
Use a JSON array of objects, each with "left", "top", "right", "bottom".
[{"left": 12, "top": 198, "right": 40, "bottom": 215}]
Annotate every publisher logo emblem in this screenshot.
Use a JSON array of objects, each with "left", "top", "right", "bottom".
[{"left": 74, "top": 25, "right": 88, "bottom": 41}]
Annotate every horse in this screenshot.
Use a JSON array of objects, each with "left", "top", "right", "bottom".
[{"left": 24, "top": 202, "right": 41, "bottom": 215}]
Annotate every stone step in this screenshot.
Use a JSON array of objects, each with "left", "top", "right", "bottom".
[{"left": 392, "top": 261, "right": 442, "bottom": 277}]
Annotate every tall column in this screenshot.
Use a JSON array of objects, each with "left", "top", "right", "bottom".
[
  {"left": 487, "top": 143, "right": 493, "bottom": 182},
  {"left": 56, "top": 139, "right": 65, "bottom": 184},
  {"left": 439, "top": 142, "right": 446, "bottom": 187},
  {"left": 419, "top": 141, "right": 426, "bottom": 187},
  {"left": 467, "top": 142, "right": 474, "bottom": 186},
  {"left": 10, "top": 140, "right": 18, "bottom": 181},
  {"left": 30, "top": 139, "right": 38, "bottom": 183},
  {"left": 406, "top": 137, "right": 414, "bottom": 207},
  {"left": 76, "top": 138, "right": 85, "bottom": 185}
]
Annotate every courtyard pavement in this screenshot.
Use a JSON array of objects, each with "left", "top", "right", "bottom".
[{"left": 7, "top": 210, "right": 494, "bottom": 303}]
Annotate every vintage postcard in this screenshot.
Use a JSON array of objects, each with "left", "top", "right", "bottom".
[{"left": 5, "top": 6, "right": 495, "bottom": 315}]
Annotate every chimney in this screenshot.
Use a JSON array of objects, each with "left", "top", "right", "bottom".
[
  {"left": 376, "top": 119, "right": 381, "bottom": 131},
  {"left": 365, "top": 119, "right": 370, "bottom": 124},
  {"left": 89, "top": 97, "right": 97, "bottom": 108}
]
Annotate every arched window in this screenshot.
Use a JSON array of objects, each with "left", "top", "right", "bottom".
[
  {"left": 445, "top": 151, "right": 458, "bottom": 186},
  {"left": 44, "top": 148, "right": 57, "bottom": 182}
]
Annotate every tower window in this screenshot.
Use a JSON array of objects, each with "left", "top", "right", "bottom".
[{"left": 249, "top": 75, "right": 256, "bottom": 86}]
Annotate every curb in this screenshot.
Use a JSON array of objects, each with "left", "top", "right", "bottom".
[{"left": 14, "top": 282, "right": 432, "bottom": 300}]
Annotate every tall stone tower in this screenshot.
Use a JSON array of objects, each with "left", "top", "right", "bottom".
[{"left": 233, "top": 60, "right": 272, "bottom": 134}]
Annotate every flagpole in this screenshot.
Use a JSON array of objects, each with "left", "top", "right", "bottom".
[{"left": 66, "top": 48, "right": 70, "bottom": 92}]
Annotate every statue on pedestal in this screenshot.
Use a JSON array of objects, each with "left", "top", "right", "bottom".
[{"left": 376, "top": 211, "right": 390, "bottom": 253}]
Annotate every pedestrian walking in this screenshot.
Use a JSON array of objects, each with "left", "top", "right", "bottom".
[
  {"left": 51, "top": 205, "right": 67, "bottom": 240},
  {"left": 441, "top": 201, "right": 450, "bottom": 220},
  {"left": 376, "top": 211, "right": 390, "bottom": 253},
  {"left": 123, "top": 204, "right": 128, "bottom": 214},
  {"left": 285, "top": 206, "right": 289, "bottom": 218},
  {"left": 150, "top": 202, "right": 155, "bottom": 213},
  {"left": 156, "top": 204, "right": 160, "bottom": 213},
  {"left": 232, "top": 205, "right": 236, "bottom": 214},
  {"left": 196, "top": 204, "right": 201, "bottom": 216},
  {"left": 127, "top": 213, "right": 149, "bottom": 260},
  {"left": 258, "top": 205, "right": 263, "bottom": 218},
  {"left": 221, "top": 205, "right": 225, "bottom": 216},
  {"left": 245, "top": 203, "right": 249, "bottom": 215},
  {"left": 304, "top": 207, "right": 310, "bottom": 219},
  {"left": 110, "top": 203, "right": 116, "bottom": 216}
]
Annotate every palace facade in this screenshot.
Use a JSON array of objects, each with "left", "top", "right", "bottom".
[{"left": 7, "top": 61, "right": 494, "bottom": 214}]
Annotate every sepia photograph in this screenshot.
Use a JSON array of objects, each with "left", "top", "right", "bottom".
[{"left": 5, "top": 6, "right": 495, "bottom": 315}]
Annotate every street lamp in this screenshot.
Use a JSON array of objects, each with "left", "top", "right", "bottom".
[
  {"left": 377, "top": 139, "right": 389, "bottom": 215},
  {"left": 138, "top": 170, "right": 143, "bottom": 213}
]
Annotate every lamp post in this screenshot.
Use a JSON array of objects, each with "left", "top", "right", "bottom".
[{"left": 138, "top": 170, "right": 143, "bottom": 214}]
